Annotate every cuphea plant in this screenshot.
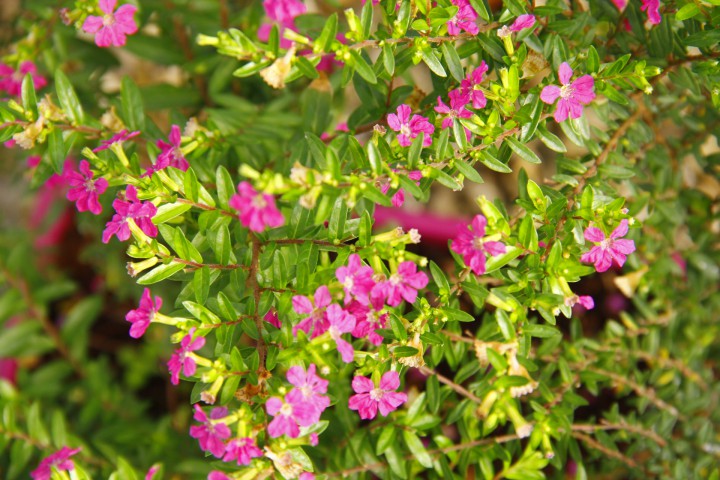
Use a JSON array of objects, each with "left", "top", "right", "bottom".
[{"left": 0, "top": 0, "right": 719, "bottom": 479}]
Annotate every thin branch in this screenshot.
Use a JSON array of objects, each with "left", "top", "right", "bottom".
[{"left": 418, "top": 365, "right": 482, "bottom": 403}]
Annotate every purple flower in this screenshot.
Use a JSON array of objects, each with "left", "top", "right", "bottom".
[
  {"left": 540, "top": 62, "right": 596, "bottom": 123},
  {"left": 31, "top": 447, "right": 82, "bottom": 480},
  {"left": 93, "top": 129, "right": 140, "bottom": 152},
  {"left": 65, "top": 160, "right": 108, "bottom": 215},
  {"left": 387, "top": 104, "right": 435, "bottom": 147},
  {"left": 447, "top": 0, "right": 479, "bottom": 35},
  {"left": 266, "top": 397, "right": 307, "bottom": 438},
  {"left": 461, "top": 61, "right": 489, "bottom": 109},
  {"left": 435, "top": 89, "right": 473, "bottom": 130},
  {"left": 150, "top": 125, "right": 189, "bottom": 175},
  {"left": 348, "top": 371, "right": 407, "bottom": 420},
  {"left": 190, "top": 404, "right": 231, "bottom": 458},
  {"left": 229, "top": 181, "right": 284, "bottom": 232},
  {"left": 335, "top": 254, "right": 376, "bottom": 305},
  {"left": 580, "top": 219, "right": 636, "bottom": 272},
  {"left": 292, "top": 285, "right": 332, "bottom": 338},
  {"left": 326, "top": 304, "right": 356, "bottom": 363},
  {"left": 102, "top": 185, "right": 158, "bottom": 243},
  {"left": 168, "top": 330, "right": 205, "bottom": 385},
  {"left": 510, "top": 14, "right": 535, "bottom": 32},
  {"left": 125, "top": 288, "right": 162, "bottom": 339},
  {"left": 223, "top": 437, "right": 263, "bottom": 465},
  {"left": 450, "top": 214, "right": 506, "bottom": 276},
  {"left": 285, "top": 364, "right": 330, "bottom": 425},
  {"left": 0, "top": 61, "right": 47, "bottom": 97},
  {"left": 373, "top": 261, "right": 429, "bottom": 307},
  {"left": 82, "top": 0, "right": 138, "bottom": 48},
  {"left": 641, "top": 0, "right": 661, "bottom": 25}
]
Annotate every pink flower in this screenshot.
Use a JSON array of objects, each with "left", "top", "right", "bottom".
[
  {"left": 263, "top": 0, "right": 306, "bottom": 23},
  {"left": 347, "top": 299, "right": 388, "bottom": 346},
  {"left": 229, "top": 181, "right": 284, "bottom": 232},
  {"left": 223, "top": 437, "right": 263, "bottom": 465},
  {"left": 461, "top": 61, "right": 489, "bottom": 109},
  {"left": 299, "top": 473, "right": 315, "bottom": 480},
  {"left": 565, "top": 294, "right": 594, "bottom": 310},
  {"left": 450, "top": 214, "right": 506, "bottom": 276},
  {"left": 335, "top": 254, "right": 376, "bottom": 305},
  {"left": 326, "top": 304, "right": 356, "bottom": 363},
  {"left": 380, "top": 170, "right": 422, "bottom": 207},
  {"left": 447, "top": 0, "right": 479, "bottom": 35},
  {"left": 93, "top": 129, "right": 140, "bottom": 152},
  {"left": 145, "top": 465, "right": 160, "bottom": 480},
  {"left": 82, "top": 0, "right": 138, "bottom": 48},
  {"left": 435, "top": 89, "right": 473, "bottom": 130},
  {"left": 540, "top": 62, "right": 596, "bottom": 123},
  {"left": 0, "top": 61, "right": 47, "bottom": 97},
  {"left": 125, "top": 288, "right": 162, "bottom": 339},
  {"left": 264, "top": 308, "right": 282, "bottom": 328},
  {"left": 387, "top": 104, "right": 435, "bottom": 147},
  {"left": 190, "top": 404, "right": 231, "bottom": 458},
  {"left": 31, "top": 447, "right": 82, "bottom": 480},
  {"left": 348, "top": 371, "right": 407, "bottom": 420},
  {"left": 285, "top": 364, "right": 330, "bottom": 425},
  {"left": 510, "top": 14, "right": 535, "bottom": 32},
  {"left": 149, "top": 125, "right": 189, "bottom": 174},
  {"left": 580, "top": 219, "right": 636, "bottom": 272},
  {"left": 372, "top": 261, "right": 429, "bottom": 307},
  {"left": 208, "top": 472, "right": 232, "bottom": 480},
  {"left": 641, "top": 0, "right": 661, "bottom": 25},
  {"left": 102, "top": 185, "right": 158, "bottom": 243},
  {"left": 168, "top": 330, "right": 206, "bottom": 385},
  {"left": 65, "top": 160, "right": 108, "bottom": 215},
  {"left": 293, "top": 285, "right": 332, "bottom": 338},
  {"left": 611, "top": 0, "right": 628, "bottom": 9},
  {"left": 266, "top": 397, "right": 306, "bottom": 438}
]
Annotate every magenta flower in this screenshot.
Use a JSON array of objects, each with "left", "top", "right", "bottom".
[
  {"left": 540, "top": 62, "right": 596, "bottom": 123},
  {"left": 93, "top": 129, "right": 140, "bottom": 152},
  {"left": 264, "top": 308, "right": 282, "bottom": 328},
  {"left": 125, "top": 288, "right": 162, "bottom": 339},
  {"left": 152, "top": 125, "right": 189, "bottom": 173},
  {"left": 0, "top": 61, "right": 47, "bottom": 97},
  {"left": 82, "top": 0, "right": 138, "bottom": 48},
  {"left": 168, "top": 330, "right": 206, "bottom": 385},
  {"left": 145, "top": 465, "right": 160, "bottom": 480},
  {"left": 387, "top": 104, "right": 435, "bottom": 147},
  {"left": 65, "top": 160, "right": 108, "bottom": 215},
  {"left": 451, "top": 214, "right": 507, "bottom": 276},
  {"left": 208, "top": 472, "right": 232, "bottom": 480},
  {"left": 263, "top": 0, "right": 306, "bottom": 23},
  {"left": 326, "top": 304, "right": 356, "bottom": 363},
  {"left": 190, "top": 404, "right": 232, "bottom": 458},
  {"left": 266, "top": 396, "right": 310, "bottom": 438},
  {"left": 641, "top": 0, "right": 661, "bottom": 25},
  {"left": 285, "top": 364, "right": 330, "bottom": 425},
  {"left": 373, "top": 261, "right": 429, "bottom": 307},
  {"left": 580, "top": 219, "right": 636, "bottom": 272},
  {"left": 461, "top": 61, "right": 489, "bottom": 109},
  {"left": 293, "top": 285, "right": 332, "bottom": 338},
  {"left": 380, "top": 170, "right": 422, "bottom": 208},
  {"left": 348, "top": 371, "right": 407, "bottom": 420},
  {"left": 31, "top": 447, "right": 82, "bottom": 480},
  {"left": 435, "top": 89, "right": 473, "bottom": 130},
  {"left": 223, "top": 437, "right": 263, "bottom": 466},
  {"left": 611, "top": 0, "right": 628, "bottom": 9},
  {"left": 447, "top": 0, "right": 479, "bottom": 35},
  {"left": 347, "top": 299, "right": 388, "bottom": 346},
  {"left": 102, "top": 185, "right": 158, "bottom": 243},
  {"left": 336, "top": 254, "right": 376, "bottom": 305},
  {"left": 229, "top": 181, "right": 284, "bottom": 232},
  {"left": 510, "top": 14, "right": 535, "bottom": 32}
]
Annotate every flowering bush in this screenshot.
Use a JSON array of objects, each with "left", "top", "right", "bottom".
[{"left": 1, "top": 0, "right": 719, "bottom": 479}]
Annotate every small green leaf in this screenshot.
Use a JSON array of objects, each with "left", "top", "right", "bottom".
[
  {"left": 587, "top": 46, "right": 599, "bottom": 74},
  {"left": 184, "top": 168, "right": 199, "bottom": 202},
  {"left": 441, "top": 43, "right": 464, "bottom": 82},
  {"left": 444, "top": 308, "right": 475, "bottom": 322},
  {"left": 421, "top": 48, "right": 447, "bottom": 77},
  {"left": 193, "top": 267, "right": 210, "bottom": 304},
  {"left": 675, "top": 3, "right": 700, "bottom": 21},
  {"left": 314, "top": 13, "right": 338, "bottom": 53},
  {"left": 507, "top": 136, "right": 542, "bottom": 164},
  {"left": 152, "top": 202, "right": 192, "bottom": 224},
  {"left": 480, "top": 151, "right": 513, "bottom": 173},
  {"left": 48, "top": 128, "right": 66, "bottom": 174},
  {"left": 382, "top": 43, "right": 395, "bottom": 75},
  {"left": 403, "top": 430, "right": 433, "bottom": 468},
  {"left": 137, "top": 262, "right": 186, "bottom": 285},
  {"left": 55, "top": 70, "right": 84, "bottom": 125},
  {"left": 350, "top": 50, "right": 377, "bottom": 84},
  {"left": 121, "top": 76, "right": 145, "bottom": 131},
  {"left": 21, "top": 74, "right": 38, "bottom": 119},
  {"left": 524, "top": 323, "right": 561, "bottom": 338},
  {"left": 295, "top": 56, "right": 319, "bottom": 79},
  {"left": 454, "top": 159, "right": 484, "bottom": 184}
]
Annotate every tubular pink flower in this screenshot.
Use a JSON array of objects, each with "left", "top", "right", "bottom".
[
  {"left": 611, "top": 0, "right": 628, "bottom": 10},
  {"left": 387, "top": 104, "right": 434, "bottom": 147},
  {"left": 223, "top": 437, "right": 263, "bottom": 465},
  {"left": 435, "top": 89, "right": 473, "bottom": 130},
  {"left": 335, "top": 254, "right": 376, "bottom": 305},
  {"left": 229, "top": 181, "right": 284, "bottom": 232},
  {"left": 0, "top": 61, "right": 47, "bottom": 97},
  {"left": 580, "top": 219, "right": 636, "bottom": 272},
  {"left": 447, "top": 0, "right": 479, "bottom": 35},
  {"left": 168, "top": 330, "right": 206, "bottom": 385},
  {"left": 348, "top": 371, "right": 407, "bottom": 420},
  {"left": 451, "top": 214, "right": 506, "bottom": 276},
  {"left": 373, "top": 261, "right": 429, "bottom": 307},
  {"left": 292, "top": 285, "right": 332, "bottom": 338},
  {"left": 540, "top": 62, "right": 596, "bottom": 123},
  {"left": 641, "top": 0, "right": 661, "bottom": 25},
  {"left": 102, "top": 185, "right": 158, "bottom": 243},
  {"left": 145, "top": 465, "right": 159, "bottom": 480},
  {"left": 461, "top": 61, "right": 488, "bottom": 109},
  {"left": 83, "top": 0, "right": 138, "bottom": 48},
  {"left": 31, "top": 447, "right": 82, "bottom": 480},
  {"left": 93, "top": 129, "right": 140, "bottom": 152},
  {"left": 510, "top": 14, "right": 535, "bottom": 32},
  {"left": 264, "top": 308, "right": 282, "bottom": 328},
  {"left": 380, "top": 170, "right": 422, "bottom": 208},
  {"left": 66, "top": 160, "right": 108, "bottom": 215},
  {"left": 326, "top": 304, "right": 356, "bottom": 363},
  {"left": 285, "top": 364, "right": 330, "bottom": 425},
  {"left": 125, "top": 288, "right": 162, "bottom": 339},
  {"left": 190, "top": 404, "right": 231, "bottom": 458},
  {"left": 266, "top": 397, "right": 306, "bottom": 438},
  {"left": 149, "top": 125, "right": 189, "bottom": 175}
]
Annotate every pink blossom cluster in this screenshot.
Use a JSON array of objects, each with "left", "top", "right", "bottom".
[
  {"left": 82, "top": 0, "right": 138, "bottom": 48},
  {"left": 125, "top": 288, "right": 162, "bottom": 338},
  {"left": 168, "top": 329, "right": 206, "bottom": 385},
  {"left": 387, "top": 105, "right": 435, "bottom": 147},
  {"left": 0, "top": 61, "right": 47, "bottom": 97},
  {"left": 266, "top": 364, "right": 330, "bottom": 437},
  {"left": 451, "top": 214, "right": 507, "bottom": 275},
  {"left": 65, "top": 160, "right": 108, "bottom": 215},
  {"left": 31, "top": 447, "right": 81, "bottom": 480},
  {"left": 102, "top": 185, "right": 158, "bottom": 243},
  {"left": 190, "top": 405, "right": 264, "bottom": 465},
  {"left": 580, "top": 219, "right": 636, "bottom": 272},
  {"left": 258, "top": 0, "right": 306, "bottom": 48},
  {"left": 540, "top": 62, "right": 595, "bottom": 123},
  {"left": 447, "top": 0, "right": 479, "bottom": 36},
  {"left": 229, "top": 181, "right": 285, "bottom": 232},
  {"left": 292, "top": 254, "right": 428, "bottom": 359},
  {"left": 380, "top": 170, "right": 422, "bottom": 207},
  {"left": 145, "top": 125, "right": 190, "bottom": 176},
  {"left": 349, "top": 370, "right": 407, "bottom": 420},
  {"left": 612, "top": 0, "right": 662, "bottom": 25}
]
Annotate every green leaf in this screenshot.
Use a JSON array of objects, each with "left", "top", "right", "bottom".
[
  {"left": 429, "top": 260, "right": 450, "bottom": 292},
  {"left": 675, "top": 3, "right": 700, "bottom": 21},
  {"left": 350, "top": 50, "right": 377, "bottom": 84},
  {"left": 382, "top": 43, "right": 395, "bottom": 75},
  {"left": 21, "top": 74, "right": 38, "bottom": 119},
  {"left": 137, "top": 261, "right": 186, "bottom": 285},
  {"left": 518, "top": 215, "right": 539, "bottom": 251},
  {"left": 444, "top": 308, "right": 475, "bottom": 322},
  {"left": 359, "top": 210, "right": 373, "bottom": 246},
  {"left": 407, "top": 134, "right": 424, "bottom": 170},
  {"left": 121, "top": 76, "right": 145, "bottom": 131},
  {"left": 441, "top": 43, "right": 464, "bottom": 82},
  {"left": 376, "top": 426, "right": 397, "bottom": 454},
  {"left": 152, "top": 202, "right": 192, "bottom": 224},
  {"left": 454, "top": 159, "right": 484, "bottom": 183},
  {"left": 328, "top": 197, "right": 347, "bottom": 240},
  {"left": 361, "top": 0, "right": 374, "bottom": 40},
  {"left": 216, "top": 224, "right": 231, "bottom": 265},
  {"left": 587, "top": 46, "right": 600, "bottom": 74},
  {"left": 184, "top": 168, "right": 199, "bottom": 202},
  {"left": 537, "top": 125, "right": 567, "bottom": 152},
  {"left": 193, "top": 267, "right": 210, "bottom": 304},
  {"left": 48, "top": 128, "right": 66, "bottom": 174},
  {"left": 421, "top": 48, "right": 447, "bottom": 77},
  {"left": 295, "top": 56, "right": 319, "bottom": 79},
  {"left": 403, "top": 430, "right": 433, "bottom": 468},
  {"left": 55, "top": 70, "right": 84, "bottom": 125},
  {"left": 314, "top": 13, "right": 338, "bottom": 52},
  {"left": 524, "top": 323, "right": 560, "bottom": 338},
  {"left": 507, "top": 136, "right": 542, "bottom": 164},
  {"left": 394, "top": 346, "right": 420, "bottom": 357},
  {"left": 480, "top": 151, "right": 513, "bottom": 173}
]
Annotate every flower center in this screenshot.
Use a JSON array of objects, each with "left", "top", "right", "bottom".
[
  {"left": 399, "top": 124, "right": 411, "bottom": 138},
  {"left": 84, "top": 178, "right": 96, "bottom": 192},
  {"left": 300, "top": 384, "right": 313, "bottom": 397},
  {"left": 472, "top": 236, "right": 485, "bottom": 250},
  {"left": 279, "top": 402, "right": 293, "bottom": 416},
  {"left": 389, "top": 273, "right": 402, "bottom": 286},
  {"left": 252, "top": 194, "right": 267, "bottom": 209},
  {"left": 600, "top": 238, "right": 612, "bottom": 249},
  {"left": 560, "top": 84, "right": 574, "bottom": 99},
  {"left": 369, "top": 387, "right": 384, "bottom": 401},
  {"left": 102, "top": 14, "right": 116, "bottom": 27},
  {"left": 343, "top": 276, "right": 354, "bottom": 290}
]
